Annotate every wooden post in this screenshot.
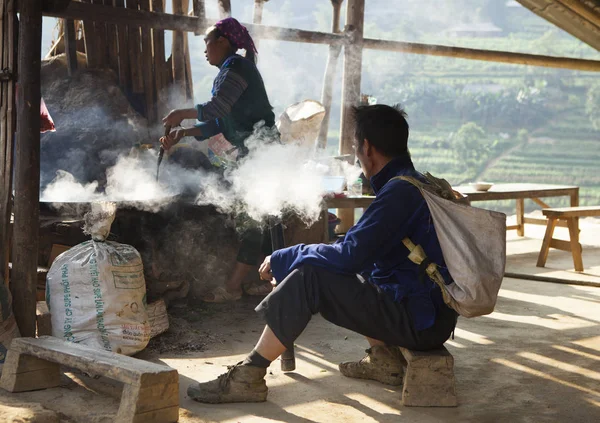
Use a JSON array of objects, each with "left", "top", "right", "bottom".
[
  {"left": 127, "top": 0, "right": 144, "bottom": 93},
  {"left": 104, "top": 0, "right": 119, "bottom": 73},
  {"left": 115, "top": 0, "right": 131, "bottom": 90},
  {"left": 217, "top": 0, "right": 231, "bottom": 19},
  {"left": 317, "top": 0, "right": 343, "bottom": 150},
  {"left": 12, "top": 0, "right": 42, "bottom": 338},
  {"left": 64, "top": 18, "right": 77, "bottom": 75},
  {"left": 0, "top": 0, "right": 16, "bottom": 286},
  {"left": 252, "top": 0, "right": 267, "bottom": 50},
  {"left": 172, "top": 0, "right": 186, "bottom": 100},
  {"left": 92, "top": 0, "right": 107, "bottom": 67},
  {"left": 81, "top": 0, "right": 97, "bottom": 68},
  {"left": 192, "top": 0, "right": 206, "bottom": 35},
  {"left": 337, "top": 0, "right": 364, "bottom": 233},
  {"left": 139, "top": 0, "right": 156, "bottom": 122},
  {"left": 152, "top": 0, "right": 166, "bottom": 116}
]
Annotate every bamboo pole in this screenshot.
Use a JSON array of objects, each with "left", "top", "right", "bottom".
[
  {"left": 181, "top": 0, "right": 193, "bottom": 101},
  {"left": 81, "top": 0, "right": 97, "bottom": 68},
  {"left": 317, "top": 0, "right": 343, "bottom": 150},
  {"left": 139, "top": 0, "right": 156, "bottom": 122},
  {"left": 252, "top": 0, "right": 267, "bottom": 50},
  {"left": 337, "top": 0, "right": 364, "bottom": 233},
  {"left": 361, "top": 38, "right": 600, "bottom": 72},
  {"left": 218, "top": 0, "right": 231, "bottom": 19},
  {"left": 0, "top": 0, "right": 16, "bottom": 286},
  {"left": 127, "top": 0, "right": 144, "bottom": 93},
  {"left": 64, "top": 18, "right": 77, "bottom": 75},
  {"left": 115, "top": 0, "right": 131, "bottom": 90},
  {"left": 12, "top": 0, "right": 42, "bottom": 338},
  {"left": 172, "top": 0, "right": 186, "bottom": 100}
]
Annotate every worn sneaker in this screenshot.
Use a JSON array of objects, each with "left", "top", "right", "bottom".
[
  {"left": 339, "top": 345, "right": 406, "bottom": 386},
  {"left": 187, "top": 362, "right": 268, "bottom": 403}
]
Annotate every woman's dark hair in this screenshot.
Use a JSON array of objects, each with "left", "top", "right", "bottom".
[
  {"left": 353, "top": 104, "right": 409, "bottom": 158},
  {"left": 207, "top": 26, "right": 257, "bottom": 64}
]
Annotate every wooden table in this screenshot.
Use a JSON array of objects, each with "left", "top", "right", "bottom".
[
  {"left": 454, "top": 183, "right": 579, "bottom": 236},
  {"left": 323, "top": 196, "right": 375, "bottom": 242}
]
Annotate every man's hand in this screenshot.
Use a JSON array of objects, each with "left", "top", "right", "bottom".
[
  {"left": 162, "top": 109, "right": 185, "bottom": 128},
  {"left": 259, "top": 255, "right": 273, "bottom": 282},
  {"left": 160, "top": 128, "right": 186, "bottom": 150}
]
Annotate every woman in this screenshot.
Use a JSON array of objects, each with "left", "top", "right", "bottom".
[{"left": 161, "top": 17, "right": 276, "bottom": 302}]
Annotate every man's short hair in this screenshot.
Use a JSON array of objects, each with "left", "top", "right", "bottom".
[{"left": 353, "top": 104, "right": 409, "bottom": 158}]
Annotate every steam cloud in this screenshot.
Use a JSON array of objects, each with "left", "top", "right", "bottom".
[{"left": 41, "top": 130, "right": 363, "bottom": 223}]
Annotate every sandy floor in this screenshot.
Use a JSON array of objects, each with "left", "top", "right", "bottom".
[{"left": 1, "top": 216, "right": 599, "bottom": 422}]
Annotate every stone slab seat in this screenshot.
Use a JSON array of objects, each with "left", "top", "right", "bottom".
[
  {"left": 537, "top": 206, "right": 600, "bottom": 272},
  {"left": 0, "top": 336, "right": 179, "bottom": 423},
  {"left": 399, "top": 346, "right": 457, "bottom": 407}
]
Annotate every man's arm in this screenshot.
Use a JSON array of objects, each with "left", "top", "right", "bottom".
[{"left": 270, "top": 181, "right": 425, "bottom": 282}]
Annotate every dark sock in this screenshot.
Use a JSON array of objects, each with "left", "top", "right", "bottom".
[{"left": 242, "top": 349, "right": 272, "bottom": 368}]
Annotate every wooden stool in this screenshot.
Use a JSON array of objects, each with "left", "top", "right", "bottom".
[
  {"left": 399, "top": 346, "right": 457, "bottom": 407},
  {"left": 0, "top": 336, "right": 179, "bottom": 423},
  {"left": 537, "top": 206, "right": 600, "bottom": 272}
]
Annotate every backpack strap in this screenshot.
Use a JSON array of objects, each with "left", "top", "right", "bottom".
[{"left": 402, "top": 237, "right": 452, "bottom": 305}]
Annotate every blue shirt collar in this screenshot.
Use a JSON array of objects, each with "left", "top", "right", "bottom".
[{"left": 369, "top": 154, "right": 415, "bottom": 194}]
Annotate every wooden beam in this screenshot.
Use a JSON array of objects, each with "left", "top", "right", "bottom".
[
  {"left": 218, "top": 0, "right": 231, "bottom": 19},
  {"left": 337, "top": 0, "right": 364, "bottom": 233},
  {"left": 92, "top": 0, "right": 106, "bottom": 67},
  {"left": 252, "top": 0, "right": 265, "bottom": 49},
  {"left": 39, "top": 1, "right": 600, "bottom": 72},
  {"left": 361, "top": 38, "right": 600, "bottom": 72},
  {"left": 317, "top": 0, "right": 344, "bottom": 149},
  {"left": 12, "top": 0, "right": 42, "bottom": 337},
  {"left": 63, "top": 18, "right": 77, "bottom": 75},
  {"left": 0, "top": 0, "right": 17, "bottom": 286}
]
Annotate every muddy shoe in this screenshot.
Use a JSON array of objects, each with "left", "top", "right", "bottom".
[
  {"left": 339, "top": 345, "right": 405, "bottom": 386},
  {"left": 187, "top": 362, "right": 268, "bottom": 403}
]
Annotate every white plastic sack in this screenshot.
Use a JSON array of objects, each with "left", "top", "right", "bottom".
[
  {"left": 46, "top": 203, "right": 150, "bottom": 355},
  {"left": 276, "top": 100, "right": 326, "bottom": 148},
  {"left": 421, "top": 189, "right": 507, "bottom": 317}
]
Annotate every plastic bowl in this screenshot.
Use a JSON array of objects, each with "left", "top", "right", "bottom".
[{"left": 470, "top": 182, "right": 494, "bottom": 192}]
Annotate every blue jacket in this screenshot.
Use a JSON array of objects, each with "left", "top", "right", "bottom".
[{"left": 270, "top": 155, "right": 451, "bottom": 331}]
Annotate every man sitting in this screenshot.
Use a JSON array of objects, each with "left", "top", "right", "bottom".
[{"left": 187, "top": 104, "right": 458, "bottom": 403}]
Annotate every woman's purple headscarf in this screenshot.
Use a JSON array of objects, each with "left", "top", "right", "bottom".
[{"left": 215, "top": 17, "right": 258, "bottom": 55}]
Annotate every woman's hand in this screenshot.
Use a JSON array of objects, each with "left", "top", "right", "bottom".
[
  {"left": 259, "top": 255, "right": 274, "bottom": 282},
  {"left": 160, "top": 128, "right": 186, "bottom": 150},
  {"left": 162, "top": 109, "right": 185, "bottom": 128},
  {"left": 162, "top": 108, "right": 198, "bottom": 128}
]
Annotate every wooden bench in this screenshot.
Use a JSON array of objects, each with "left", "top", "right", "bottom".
[
  {"left": 536, "top": 206, "right": 600, "bottom": 272},
  {"left": 399, "top": 346, "right": 457, "bottom": 407},
  {"left": 0, "top": 336, "right": 179, "bottom": 423}
]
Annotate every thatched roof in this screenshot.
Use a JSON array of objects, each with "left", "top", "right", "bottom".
[{"left": 517, "top": 0, "right": 600, "bottom": 51}]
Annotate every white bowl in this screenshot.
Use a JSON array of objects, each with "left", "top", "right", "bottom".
[
  {"left": 470, "top": 182, "right": 493, "bottom": 192},
  {"left": 322, "top": 176, "right": 346, "bottom": 193}
]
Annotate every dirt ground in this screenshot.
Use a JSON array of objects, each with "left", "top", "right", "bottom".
[{"left": 1, "top": 216, "right": 599, "bottom": 422}]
